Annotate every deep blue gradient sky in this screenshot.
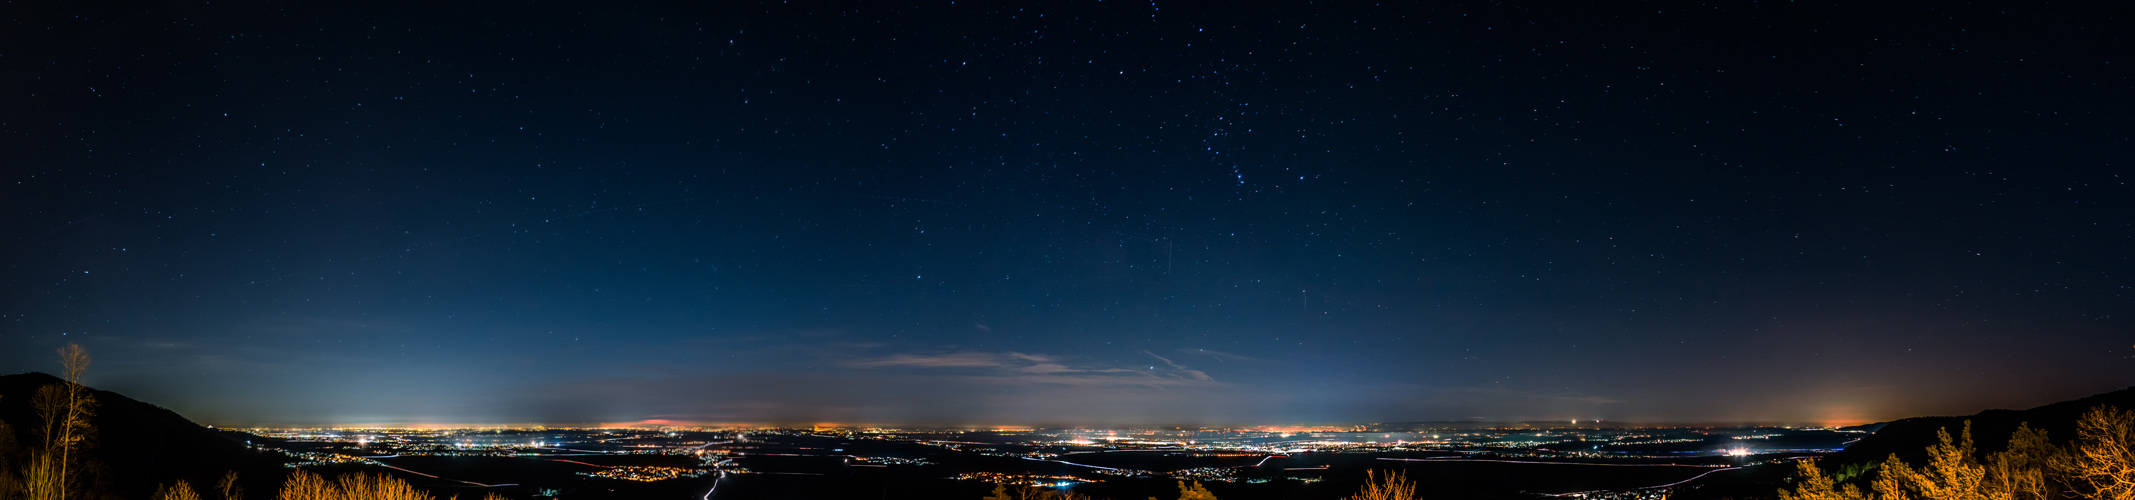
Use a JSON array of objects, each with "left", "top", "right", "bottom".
[{"left": 4, "top": 1, "right": 2129, "bottom": 427}]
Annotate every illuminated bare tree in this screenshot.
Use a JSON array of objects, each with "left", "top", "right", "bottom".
[
  {"left": 0, "top": 397, "right": 18, "bottom": 500},
  {"left": 216, "top": 471, "right": 241, "bottom": 500},
  {"left": 1983, "top": 424, "right": 2058, "bottom": 500},
  {"left": 24, "top": 344, "right": 96, "bottom": 500},
  {"left": 275, "top": 470, "right": 442, "bottom": 500},
  {"left": 273, "top": 470, "right": 333, "bottom": 500},
  {"left": 333, "top": 473, "right": 433, "bottom": 500},
  {"left": 2063, "top": 406, "right": 2135, "bottom": 500},
  {"left": 1342, "top": 470, "right": 1420, "bottom": 500},
  {"left": 154, "top": 481, "right": 202, "bottom": 500}
]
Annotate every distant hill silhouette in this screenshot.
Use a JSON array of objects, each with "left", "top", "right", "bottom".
[
  {"left": 1828, "top": 386, "right": 2135, "bottom": 466},
  {"left": 0, "top": 372, "right": 288, "bottom": 499}
]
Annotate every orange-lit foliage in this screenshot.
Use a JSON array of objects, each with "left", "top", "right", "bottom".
[
  {"left": 1986, "top": 424, "right": 2056, "bottom": 500},
  {"left": 1777, "top": 459, "right": 1869, "bottom": 500},
  {"left": 1870, "top": 454, "right": 1911, "bottom": 500},
  {"left": 1782, "top": 405, "right": 2133, "bottom": 500},
  {"left": 334, "top": 472, "right": 434, "bottom": 500},
  {"left": 1342, "top": 470, "right": 1419, "bottom": 500},
  {"left": 0, "top": 401, "right": 18, "bottom": 500},
  {"left": 274, "top": 470, "right": 333, "bottom": 500},
  {"left": 216, "top": 471, "right": 243, "bottom": 500},
  {"left": 23, "top": 344, "right": 96, "bottom": 500},
  {"left": 154, "top": 481, "right": 203, "bottom": 500},
  {"left": 275, "top": 470, "right": 443, "bottom": 500},
  {"left": 1888, "top": 423, "right": 1988, "bottom": 500},
  {"left": 2064, "top": 406, "right": 2135, "bottom": 500},
  {"left": 1169, "top": 480, "right": 1219, "bottom": 500}
]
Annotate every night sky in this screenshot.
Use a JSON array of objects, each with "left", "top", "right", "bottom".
[{"left": 4, "top": 2, "right": 2129, "bottom": 428}]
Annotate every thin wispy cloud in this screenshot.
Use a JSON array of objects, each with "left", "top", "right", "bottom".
[
  {"left": 1188, "top": 348, "right": 1259, "bottom": 364},
  {"left": 845, "top": 350, "right": 1219, "bottom": 388},
  {"left": 845, "top": 352, "right": 1003, "bottom": 368},
  {"left": 1140, "top": 350, "right": 1214, "bottom": 382}
]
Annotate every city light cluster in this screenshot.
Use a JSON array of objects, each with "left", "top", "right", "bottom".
[
  {"left": 577, "top": 466, "right": 711, "bottom": 482},
  {"left": 954, "top": 472, "right": 1095, "bottom": 486}
]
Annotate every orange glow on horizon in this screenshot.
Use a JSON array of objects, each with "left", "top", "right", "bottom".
[{"left": 608, "top": 419, "right": 687, "bottom": 427}]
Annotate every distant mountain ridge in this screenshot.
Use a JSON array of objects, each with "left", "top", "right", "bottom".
[
  {"left": 0, "top": 372, "right": 287, "bottom": 499},
  {"left": 1830, "top": 385, "right": 2135, "bottom": 465}
]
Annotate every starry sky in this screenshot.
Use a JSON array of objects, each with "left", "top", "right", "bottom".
[{"left": 4, "top": 2, "right": 2129, "bottom": 427}]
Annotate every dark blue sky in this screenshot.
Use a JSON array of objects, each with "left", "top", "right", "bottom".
[{"left": 4, "top": 1, "right": 2129, "bottom": 427}]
